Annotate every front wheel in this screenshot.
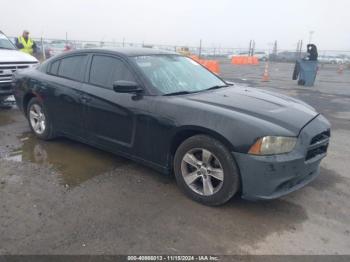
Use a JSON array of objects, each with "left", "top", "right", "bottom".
[
  {"left": 174, "top": 135, "right": 240, "bottom": 206},
  {"left": 27, "top": 97, "right": 56, "bottom": 140}
]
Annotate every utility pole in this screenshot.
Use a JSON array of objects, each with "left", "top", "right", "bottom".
[
  {"left": 248, "top": 40, "right": 255, "bottom": 56},
  {"left": 41, "top": 36, "right": 46, "bottom": 61},
  {"left": 296, "top": 40, "right": 303, "bottom": 58},
  {"left": 273, "top": 40, "right": 277, "bottom": 55},
  {"left": 199, "top": 39, "right": 202, "bottom": 58},
  {"left": 308, "top": 30, "right": 314, "bottom": 44},
  {"left": 296, "top": 40, "right": 300, "bottom": 54}
]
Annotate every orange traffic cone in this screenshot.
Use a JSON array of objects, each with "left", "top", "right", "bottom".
[
  {"left": 261, "top": 62, "right": 270, "bottom": 82},
  {"left": 338, "top": 64, "right": 344, "bottom": 74}
]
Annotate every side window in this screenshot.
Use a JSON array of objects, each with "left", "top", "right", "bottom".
[
  {"left": 57, "top": 55, "right": 88, "bottom": 81},
  {"left": 89, "top": 55, "right": 135, "bottom": 89},
  {"left": 49, "top": 60, "right": 60, "bottom": 75}
]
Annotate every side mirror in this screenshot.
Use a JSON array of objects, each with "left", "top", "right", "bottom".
[{"left": 113, "top": 80, "right": 143, "bottom": 93}]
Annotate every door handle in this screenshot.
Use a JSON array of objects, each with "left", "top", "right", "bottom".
[{"left": 81, "top": 96, "right": 91, "bottom": 103}]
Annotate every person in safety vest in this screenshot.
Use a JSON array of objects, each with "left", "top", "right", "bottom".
[{"left": 15, "top": 30, "right": 37, "bottom": 56}]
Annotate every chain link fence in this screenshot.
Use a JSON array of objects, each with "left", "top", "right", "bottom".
[{"left": 10, "top": 36, "right": 350, "bottom": 65}]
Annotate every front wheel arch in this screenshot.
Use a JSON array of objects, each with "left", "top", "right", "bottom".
[
  {"left": 173, "top": 134, "right": 241, "bottom": 205},
  {"left": 170, "top": 126, "right": 236, "bottom": 160},
  {"left": 23, "top": 92, "right": 37, "bottom": 116},
  {"left": 168, "top": 127, "right": 242, "bottom": 191}
]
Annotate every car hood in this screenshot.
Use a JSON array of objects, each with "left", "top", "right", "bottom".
[
  {"left": 0, "top": 49, "right": 38, "bottom": 62},
  {"left": 186, "top": 86, "right": 318, "bottom": 135}
]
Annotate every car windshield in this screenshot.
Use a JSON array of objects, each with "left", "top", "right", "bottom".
[
  {"left": 132, "top": 55, "right": 226, "bottom": 95},
  {"left": 0, "top": 34, "right": 16, "bottom": 50}
]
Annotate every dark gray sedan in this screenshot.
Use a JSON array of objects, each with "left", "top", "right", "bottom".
[{"left": 13, "top": 48, "right": 331, "bottom": 205}]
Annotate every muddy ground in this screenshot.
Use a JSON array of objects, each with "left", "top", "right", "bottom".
[{"left": 0, "top": 62, "right": 350, "bottom": 255}]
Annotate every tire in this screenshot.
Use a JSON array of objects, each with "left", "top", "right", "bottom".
[
  {"left": 174, "top": 135, "right": 240, "bottom": 206},
  {"left": 26, "top": 97, "right": 56, "bottom": 140}
]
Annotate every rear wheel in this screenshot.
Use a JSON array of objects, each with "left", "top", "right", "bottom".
[
  {"left": 27, "top": 97, "right": 56, "bottom": 140},
  {"left": 174, "top": 135, "right": 240, "bottom": 206}
]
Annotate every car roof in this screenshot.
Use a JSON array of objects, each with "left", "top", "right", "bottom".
[{"left": 63, "top": 47, "right": 178, "bottom": 57}]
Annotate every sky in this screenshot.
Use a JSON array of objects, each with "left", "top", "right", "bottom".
[{"left": 1, "top": 0, "right": 349, "bottom": 51}]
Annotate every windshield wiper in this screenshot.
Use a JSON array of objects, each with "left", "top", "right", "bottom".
[
  {"left": 164, "top": 85, "right": 230, "bottom": 96},
  {"left": 205, "top": 84, "right": 229, "bottom": 91},
  {"left": 164, "top": 91, "right": 194, "bottom": 96}
]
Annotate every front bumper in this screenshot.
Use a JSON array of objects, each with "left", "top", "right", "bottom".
[{"left": 233, "top": 114, "right": 331, "bottom": 200}]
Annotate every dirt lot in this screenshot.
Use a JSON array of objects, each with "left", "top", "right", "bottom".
[{"left": 0, "top": 61, "right": 350, "bottom": 255}]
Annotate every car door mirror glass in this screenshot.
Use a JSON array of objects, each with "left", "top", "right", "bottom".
[{"left": 113, "top": 80, "right": 142, "bottom": 93}]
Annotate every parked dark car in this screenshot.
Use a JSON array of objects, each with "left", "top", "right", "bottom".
[
  {"left": 13, "top": 48, "right": 330, "bottom": 205},
  {"left": 269, "top": 51, "right": 307, "bottom": 62}
]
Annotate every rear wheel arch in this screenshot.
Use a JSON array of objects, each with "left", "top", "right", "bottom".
[
  {"left": 26, "top": 97, "right": 56, "bottom": 140},
  {"left": 23, "top": 93, "right": 37, "bottom": 115}
]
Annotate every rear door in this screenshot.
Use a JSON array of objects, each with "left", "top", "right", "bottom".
[{"left": 45, "top": 54, "right": 88, "bottom": 138}]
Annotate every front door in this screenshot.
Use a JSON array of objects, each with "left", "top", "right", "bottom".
[{"left": 81, "top": 54, "right": 148, "bottom": 154}]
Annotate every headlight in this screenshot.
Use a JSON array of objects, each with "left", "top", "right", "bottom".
[{"left": 248, "top": 136, "right": 297, "bottom": 155}]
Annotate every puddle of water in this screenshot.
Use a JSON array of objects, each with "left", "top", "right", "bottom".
[{"left": 4, "top": 133, "right": 128, "bottom": 187}]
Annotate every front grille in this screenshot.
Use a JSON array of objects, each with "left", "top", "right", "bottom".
[
  {"left": 305, "top": 129, "right": 330, "bottom": 161},
  {"left": 0, "top": 62, "right": 36, "bottom": 84},
  {"left": 310, "top": 129, "right": 330, "bottom": 145},
  {"left": 0, "top": 61, "right": 38, "bottom": 65},
  {"left": 306, "top": 145, "right": 328, "bottom": 160}
]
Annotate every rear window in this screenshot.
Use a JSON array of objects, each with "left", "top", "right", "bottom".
[
  {"left": 49, "top": 60, "right": 60, "bottom": 75},
  {"left": 57, "top": 55, "right": 88, "bottom": 81}
]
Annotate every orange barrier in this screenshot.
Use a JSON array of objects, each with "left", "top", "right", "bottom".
[
  {"left": 189, "top": 55, "right": 201, "bottom": 63},
  {"left": 188, "top": 55, "right": 220, "bottom": 74},
  {"left": 200, "top": 60, "right": 220, "bottom": 74},
  {"left": 231, "top": 56, "right": 259, "bottom": 65}
]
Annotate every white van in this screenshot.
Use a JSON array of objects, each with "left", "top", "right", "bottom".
[{"left": 0, "top": 31, "right": 38, "bottom": 107}]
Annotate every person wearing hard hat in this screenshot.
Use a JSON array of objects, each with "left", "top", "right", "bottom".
[{"left": 15, "top": 30, "right": 37, "bottom": 56}]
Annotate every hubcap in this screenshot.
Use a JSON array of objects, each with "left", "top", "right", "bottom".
[
  {"left": 181, "top": 148, "right": 224, "bottom": 196},
  {"left": 29, "top": 104, "right": 46, "bottom": 135}
]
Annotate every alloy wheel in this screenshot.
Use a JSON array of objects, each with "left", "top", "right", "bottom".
[
  {"left": 29, "top": 104, "right": 46, "bottom": 135},
  {"left": 181, "top": 148, "right": 224, "bottom": 196}
]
